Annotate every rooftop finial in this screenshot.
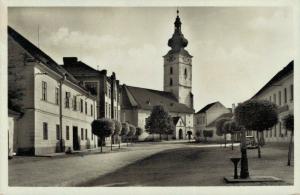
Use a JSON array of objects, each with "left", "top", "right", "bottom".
[{"left": 177, "top": 8, "right": 179, "bottom": 16}]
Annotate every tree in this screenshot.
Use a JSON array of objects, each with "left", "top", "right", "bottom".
[
  {"left": 128, "top": 124, "right": 137, "bottom": 144},
  {"left": 215, "top": 117, "right": 231, "bottom": 147},
  {"left": 145, "top": 105, "right": 172, "bottom": 140},
  {"left": 165, "top": 116, "right": 175, "bottom": 140},
  {"left": 135, "top": 127, "right": 144, "bottom": 142},
  {"left": 91, "top": 118, "right": 115, "bottom": 153},
  {"left": 224, "top": 120, "right": 240, "bottom": 150},
  {"left": 235, "top": 100, "right": 278, "bottom": 179},
  {"left": 113, "top": 120, "right": 122, "bottom": 149},
  {"left": 121, "top": 122, "right": 130, "bottom": 146},
  {"left": 235, "top": 100, "right": 278, "bottom": 158},
  {"left": 203, "top": 130, "right": 213, "bottom": 142},
  {"left": 283, "top": 114, "right": 294, "bottom": 166}
]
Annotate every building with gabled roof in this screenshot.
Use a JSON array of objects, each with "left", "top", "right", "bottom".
[
  {"left": 8, "top": 26, "right": 98, "bottom": 155},
  {"left": 250, "top": 61, "right": 294, "bottom": 142},
  {"left": 194, "top": 101, "right": 231, "bottom": 141}
]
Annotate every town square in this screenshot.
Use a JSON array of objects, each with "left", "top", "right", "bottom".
[{"left": 1, "top": 3, "right": 298, "bottom": 195}]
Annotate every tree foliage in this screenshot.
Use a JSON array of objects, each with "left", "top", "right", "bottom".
[
  {"left": 145, "top": 105, "right": 173, "bottom": 135},
  {"left": 91, "top": 118, "right": 115, "bottom": 139},
  {"left": 283, "top": 114, "right": 294, "bottom": 132},
  {"left": 215, "top": 118, "right": 231, "bottom": 136},
  {"left": 135, "top": 127, "right": 144, "bottom": 137},
  {"left": 203, "top": 130, "right": 213, "bottom": 138},
  {"left": 121, "top": 122, "right": 130, "bottom": 136},
  {"left": 113, "top": 120, "right": 122, "bottom": 136},
  {"left": 235, "top": 100, "right": 278, "bottom": 131},
  {"left": 128, "top": 124, "right": 137, "bottom": 137}
]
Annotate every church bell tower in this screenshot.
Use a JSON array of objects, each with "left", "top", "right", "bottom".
[{"left": 163, "top": 10, "right": 193, "bottom": 108}]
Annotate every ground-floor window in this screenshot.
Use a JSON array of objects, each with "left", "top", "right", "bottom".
[
  {"left": 85, "top": 129, "right": 87, "bottom": 140},
  {"left": 43, "top": 122, "right": 48, "bottom": 140},
  {"left": 81, "top": 128, "right": 84, "bottom": 140},
  {"left": 66, "top": 126, "right": 70, "bottom": 140},
  {"left": 274, "top": 125, "right": 277, "bottom": 137},
  {"left": 56, "top": 124, "right": 60, "bottom": 140}
]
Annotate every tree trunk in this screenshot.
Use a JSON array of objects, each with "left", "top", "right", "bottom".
[
  {"left": 100, "top": 137, "right": 103, "bottom": 153},
  {"left": 126, "top": 137, "right": 128, "bottom": 147},
  {"left": 111, "top": 135, "right": 113, "bottom": 151},
  {"left": 287, "top": 131, "right": 294, "bottom": 166},
  {"left": 119, "top": 137, "right": 121, "bottom": 149},
  {"left": 240, "top": 129, "right": 249, "bottom": 179},
  {"left": 257, "top": 131, "right": 261, "bottom": 158},
  {"left": 231, "top": 133, "right": 234, "bottom": 150},
  {"left": 159, "top": 133, "right": 162, "bottom": 140},
  {"left": 224, "top": 134, "right": 227, "bottom": 148},
  {"left": 260, "top": 131, "right": 265, "bottom": 147}
]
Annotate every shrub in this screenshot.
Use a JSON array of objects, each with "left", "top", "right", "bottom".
[{"left": 91, "top": 118, "right": 115, "bottom": 152}]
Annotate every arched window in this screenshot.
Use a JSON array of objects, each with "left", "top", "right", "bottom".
[
  {"left": 184, "top": 68, "right": 187, "bottom": 79},
  {"left": 170, "top": 67, "right": 173, "bottom": 74},
  {"left": 170, "top": 78, "right": 173, "bottom": 86}
]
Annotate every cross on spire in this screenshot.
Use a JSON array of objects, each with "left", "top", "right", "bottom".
[{"left": 177, "top": 8, "right": 179, "bottom": 16}]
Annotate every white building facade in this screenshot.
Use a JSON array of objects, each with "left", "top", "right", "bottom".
[
  {"left": 8, "top": 26, "right": 98, "bottom": 155},
  {"left": 251, "top": 61, "right": 294, "bottom": 142}
]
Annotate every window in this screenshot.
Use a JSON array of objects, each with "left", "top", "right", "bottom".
[
  {"left": 273, "top": 93, "right": 276, "bottom": 104},
  {"left": 91, "top": 104, "right": 93, "bottom": 116},
  {"left": 85, "top": 129, "right": 88, "bottom": 140},
  {"left": 65, "top": 92, "right": 70, "bottom": 108},
  {"left": 290, "top": 84, "right": 293, "bottom": 101},
  {"left": 56, "top": 124, "right": 60, "bottom": 140},
  {"left": 73, "top": 96, "right": 77, "bottom": 110},
  {"left": 278, "top": 91, "right": 282, "bottom": 106},
  {"left": 269, "top": 96, "right": 272, "bottom": 102},
  {"left": 184, "top": 68, "right": 187, "bottom": 79},
  {"left": 85, "top": 101, "right": 87, "bottom": 114},
  {"left": 274, "top": 124, "right": 277, "bottom": 137},
  {"left": 42, "top": 81, "right": 47, "bottom": 101},
  {"left": 80, "top": 99, "right": 83, "bottom": 112},
  {"left": 284, "top": 88, "right": 287, "bottom": 103},
  {"left": 170, "top": 78, "right": 173, "bottom": 86},
  {"left": 270, "top": 128, "right": 272, "bottom": 137},
  {"left": 81, "top": 128, "right": 84, "bottom": 140},
  {"left": 170, "top": 67, "right": 173, "bottom": 74},
  {"left": 108, "top": 105, "right": 111, "bottom": 118},
  {"left": 55, "top": 87, "right": 59, "bottom": 105},
  {"left": 43, "top": 122, "right": 48, "bottom": 140},
  {"left": 66, "top": 126, "right": 70, "bottom": 140},
  {"left": 105, "top": 103, "right": 108, "bottom": 117}
]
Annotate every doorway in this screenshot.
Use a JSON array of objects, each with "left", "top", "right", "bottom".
[
  {"left": 179, "top": 129, "right": 183, "bottom": 140},
  {"left": 73, "top": 126, "right": 80, "bottom": 151}
]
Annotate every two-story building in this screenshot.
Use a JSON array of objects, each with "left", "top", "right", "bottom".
[
  {"left": 8, "top": 26, "right": 98, "bottom": 155},
  {"left": 194, "top": 101, "right": 231, "bottom": 140},
  {"left": 251, "top": 61, "right": 294, "bottom": 142}
]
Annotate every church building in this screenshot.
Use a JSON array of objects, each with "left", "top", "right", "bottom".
[{"left": 121, "top": 11, "right": 195, "bottom": 140}]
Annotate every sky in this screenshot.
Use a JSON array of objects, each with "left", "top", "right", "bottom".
[{"left": 8, "top": 7, "right": 295, "bottom": 111}]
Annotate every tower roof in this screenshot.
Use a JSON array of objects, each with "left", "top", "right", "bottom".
[{"left": 166, "top": 9, "right": 191, "bottom": 57}]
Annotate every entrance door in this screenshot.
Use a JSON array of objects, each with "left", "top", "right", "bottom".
[
  {"left": 73, "top": 126, "right": 80, "bottom": 151},
  {"left": 179, "top": 129, "right": 183, "bottom": 140}
]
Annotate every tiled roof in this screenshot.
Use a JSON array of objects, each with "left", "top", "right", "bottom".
[
  {"left": 207, "top": 112, "right": 233, "bottom": 127},
  {"left": 196, "top": 102, "right": 219, "bottom": 114},
  {"left": 8, "top": 26, "right": 91, "bottom": 95},
  {"left": 252, "top": 61, "right": 294, "bottom": 99},
  {"left": 121, "top": 85, "right": 194, "bottom": 114}
]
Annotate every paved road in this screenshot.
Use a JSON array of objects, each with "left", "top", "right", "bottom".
[
  {"left": 9, "top": 142, "right": 187, "bottom": 186},
  {"left": 9, "top": 141, "right": 293, "bottom": 186},
  {"left": 80, "top": 143, "right": 293, "bottom": 186}
]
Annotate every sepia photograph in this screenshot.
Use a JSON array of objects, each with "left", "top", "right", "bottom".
[{"left": 0, "top": 1, "right": 299, "bottom": 195}]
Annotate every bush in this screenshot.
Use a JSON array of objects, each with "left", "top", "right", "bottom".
[
  {"left": 283, "top": 114, "right": 294, "bottom": 131},
  {"left": 215, "top": 118, "right": 231, "bottom": 136},
  {"left": 203, "top": 130, "right": 213, "bottom": 138},
  {"left": 91, "top": 118, "right": 115, "bottom": 152}
]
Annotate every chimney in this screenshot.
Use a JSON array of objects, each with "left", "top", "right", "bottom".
[
  {"left": 232, "top": 103, "right": 236, "bottom": 114},
  {"left": 63, "top": 57, "right": 78, "bottom": 65}
]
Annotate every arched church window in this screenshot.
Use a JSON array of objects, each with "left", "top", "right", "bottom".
[
  {"left": 170, "top": 67, "right": 173, "bottom": 74},
  {"left": 170, "top": 78, "right": 173, "bottom": 86},
  {"left": 184, "top": 68, "right": 187, "bottom": 79}
]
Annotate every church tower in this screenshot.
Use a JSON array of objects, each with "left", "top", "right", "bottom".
[{"left": 164, "top": 10, "right": 193, "bottom": 108}]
